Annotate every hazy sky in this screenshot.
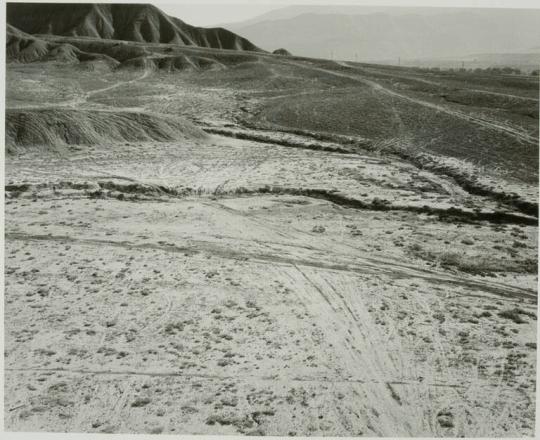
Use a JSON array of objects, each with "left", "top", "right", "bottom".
[
  {"left": 156, "top": 0, "right": 539, "bottom": 26},
  {"left": 157, "top": 4, "right": 278, "bottom": 26},
  {"left": 5, "top": 1, "right": 536, "bottom": 27}
]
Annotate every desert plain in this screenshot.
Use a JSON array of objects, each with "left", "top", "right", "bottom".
[{"left": 4, "top": 28, "right": 539, "bottom": 436}]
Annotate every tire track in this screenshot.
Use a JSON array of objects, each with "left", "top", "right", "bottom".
[
  {"left": 284, "top": 266, "right": 428, "bottom": 436},
  {"left": 6, "top": 231, "right": 535, "bottom": 301},
  {"left": 6, "top": 366, "right": 505, "bottom": 388}
]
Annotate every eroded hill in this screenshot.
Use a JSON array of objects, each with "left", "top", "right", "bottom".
[{"left": 7, "top": 3, "right": 262, "bottom": 51}]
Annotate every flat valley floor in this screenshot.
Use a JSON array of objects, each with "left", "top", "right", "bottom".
[{"left": 4, "top": 42, "right": 539, "bottom": 436}]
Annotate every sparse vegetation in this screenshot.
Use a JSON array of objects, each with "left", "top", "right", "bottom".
[
  {"left": 4, "top": 8, "right": 537, "bottom": 437},
  {"left": 498, "top": 308, "right": 536, "bottom": 324}
]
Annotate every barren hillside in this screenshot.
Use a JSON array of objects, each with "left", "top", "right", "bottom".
[{"left": 7, "top": 3, "right": 262, "bottom": 51}]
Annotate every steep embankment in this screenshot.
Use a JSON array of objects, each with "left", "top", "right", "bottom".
[
  {"left": 5, "top": 109, "right": 208, "bottom": 152},
  {"left": 7, "top": 3, "right": 262, "bottom": 52}
]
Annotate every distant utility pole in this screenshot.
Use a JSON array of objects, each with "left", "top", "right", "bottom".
[
  {"left": 355, "top": 53, "right": 358, "bottom": 62},
  {"left": 461, "top": 61, "right": 465, "bottom": 69},
  {"left": 330, "top": 50, "right": 333, "bottom": 60},
  {"left": 398, "top": 57, "right": 401, "bottom": 66}
]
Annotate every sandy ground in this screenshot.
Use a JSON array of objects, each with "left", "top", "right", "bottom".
[
  {"left": 4, "top": 59, "right": 538, "bottom": 436},
  {"left": 5, "top": 138, "right": 538, "bottom": 436}
]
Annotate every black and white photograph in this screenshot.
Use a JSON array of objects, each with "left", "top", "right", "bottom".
[{"left": 3, "top": 0, "right": 539, "bottom": 437}]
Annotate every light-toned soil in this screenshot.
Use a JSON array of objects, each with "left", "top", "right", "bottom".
[{"left": 4, "top": 51, "right": 538, "bottom": 436}]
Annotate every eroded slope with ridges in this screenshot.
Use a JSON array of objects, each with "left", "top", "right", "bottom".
[{"left": 7, "top": 3, "right": 263, "bottom": 52}]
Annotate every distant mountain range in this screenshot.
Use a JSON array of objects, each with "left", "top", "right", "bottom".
[
  {"left": 226, "top": 6, "right": 540, "bottom": 65},
  {"left": 6, "top": 3, "right": 262, "bottom": 52},
  {"left": 218, "top": 5, "right": 475, "bottom": 27}
]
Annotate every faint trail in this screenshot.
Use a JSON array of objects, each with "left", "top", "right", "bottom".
[
  {"left": 10, "top": 69, "right": 151, "bottom": 110},
  {"left": 285, "top": 267, "right": 427, "bottom": 435},
  {"left": 84, "top": 68, "right": 151, "bottom": 100},
  {"left": 111, "top": 380, "right": 133, "bottom": 432},
  {"left": 5, "top": 366, "right": 511, "bottom": 389},
  {"left": 286, "top": 60, "right": 538, "bottom": 145},
  {"left": 464, "top": 88, "right": 539, "bottom": 102},
  {"left": 356, "top": 65, "right": 539, "bottom": 102},
  {"left": 6, "top": 231, "right": 536, "bottom": 301},
  {"left": 336, "top": 61, "right": 538, "bottom": 144}
]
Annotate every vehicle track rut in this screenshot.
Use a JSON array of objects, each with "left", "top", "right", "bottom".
[{"left": 6, "top": 231, "right": 535, "bottom": 301}]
